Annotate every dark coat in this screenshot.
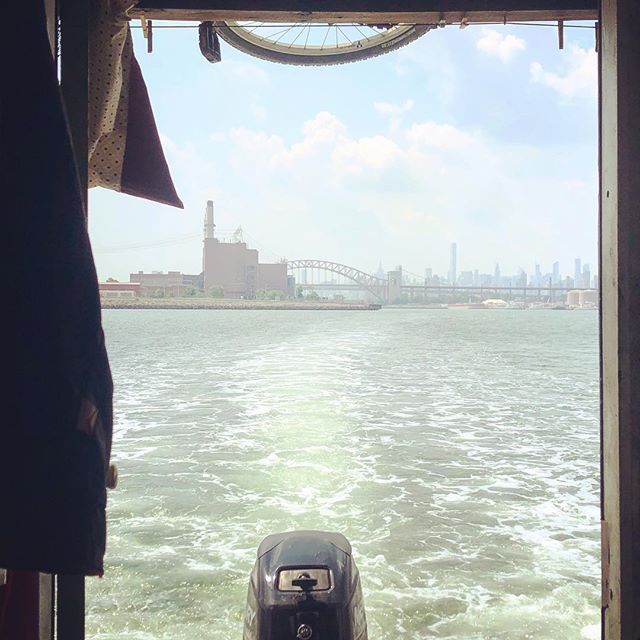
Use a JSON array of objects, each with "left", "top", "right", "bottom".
[{"left": 1, "top": 0, "right": 113, "bottom": 576}]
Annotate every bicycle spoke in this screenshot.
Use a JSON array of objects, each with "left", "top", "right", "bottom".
[
  {"left": 249, "top": 25, "right": 291, "bottom": 42},
  {"left": 353, "top": 24, "right": 373, "bottom": 40},
  {"left": 321, "top": 26, "right": 331, "bottom": 49},
  {"left": 288, "top": 25, "right": 307, "bottom": 47},
  {"left": 217, "top": 21, "right": 430, "bottom": 65},
  {"left": 336, "top": 25, "right": 354, "bottom": 46},
  {"left": 272, "top": 24, "right": 296, "bottom": 45}
]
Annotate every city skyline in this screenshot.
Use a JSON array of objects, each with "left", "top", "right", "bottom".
[
  {"left": 390, "top": 239, "right": 597, "bottom": 289},
  {"left": 89, "top": 22, "right": 598, "bottom": 284},
  {"left": 94, "top": 230, "right": 599, "bottom": 286},
  {"left": 101, "top": 209, "right": 598, "bottom": 291},
  {"left": 95, "top": 201, "right": 597, "bottom": 288}
]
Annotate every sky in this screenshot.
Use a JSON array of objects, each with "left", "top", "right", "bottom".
[{"left": 88, "top": 20, "right": 598, "bottom": 282}]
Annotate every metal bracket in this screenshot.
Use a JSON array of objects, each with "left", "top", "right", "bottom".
[{"left": 199, "top": 21, "right": 221, "bottom": 63}]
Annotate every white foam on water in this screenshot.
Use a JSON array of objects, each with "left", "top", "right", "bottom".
[
  {"left": 581, "top": 624, "right": 600, "bottom": 639},
  {"left": 89, "top": 309, "right": 600, "bottom": 640}
]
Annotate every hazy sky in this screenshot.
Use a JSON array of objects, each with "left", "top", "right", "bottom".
[{"left": 88, "top": 21, "right": 598, "bottom": 282}]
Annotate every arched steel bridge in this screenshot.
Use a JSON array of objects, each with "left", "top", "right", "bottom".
[
  {"left": 287, "top": 260, "right": 387, "bottom": 300},
  {"left": 286, "top": 260, "right": 580, "bottom": 304}
]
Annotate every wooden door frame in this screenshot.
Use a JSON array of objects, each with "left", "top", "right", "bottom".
[{"left": 53, "top": 1, "right": 639, "bottom": 638}]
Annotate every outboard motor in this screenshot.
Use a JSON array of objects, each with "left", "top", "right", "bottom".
[{"left": 243, "top": 530, "right": 367, "bottom": 640}]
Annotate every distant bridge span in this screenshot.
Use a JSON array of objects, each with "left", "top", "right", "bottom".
[
  {"left": 286, "top": 260, "right": 584, "bottom": 304},
  {"left": 287, "top": 260, "right": 386, "bottom": 300}
]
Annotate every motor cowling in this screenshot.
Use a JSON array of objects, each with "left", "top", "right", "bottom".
[{"left": 243, "top": 531, "right": 367, "bottom": 640}]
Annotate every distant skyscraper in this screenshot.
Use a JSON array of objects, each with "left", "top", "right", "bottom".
[
  {"left": 574, "top": 258, "right": 582, "bottom": 287},
  {"left": 583, "top": 264, "right": 591, "bottom": 289},
  {"left": 494, "top": 262, "right": 501, "bottom": 285},
  {"left": 459, "top": 270, "right": 473, "bottom": 285},
  {"left": 552, "top": 261, "right": 560, "bottom": 284},
  {"left": 424, "top": 267, "right": 433, "bottom": 283},
  {"left": 533, "top": 263, "right": 542, "bottom": 287},
  {"left": 448, "top": 243, "right": 457, "bottom": 285}
]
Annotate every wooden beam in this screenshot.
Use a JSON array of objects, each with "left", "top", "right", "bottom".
[
  {"left": 129, "top": 0, "right": 597, "bottom": 22},
  {"left": 600, "top": 0, "right": 640, "bottom": 638},
  {"left": 57, "top": 2, "right": 89, "bottom": 637},
  {"left": 39, "top": 574, "right": 54, "bottom": 640},
  {"left": 56, "top": 575, "right": 85, "bottom": 640},
  {"left": 60, "top": 0, "right": 89, "bottom": 203}
]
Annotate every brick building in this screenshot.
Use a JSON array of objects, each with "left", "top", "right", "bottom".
[{"left": 202, "top": 201, "right": 288, "bottom": 297}]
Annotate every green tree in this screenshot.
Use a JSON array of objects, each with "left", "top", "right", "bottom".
[
  {"left": 209, "top": 286, "right": 224, "bottom": 298},
  {"left": 257, "top": 289, "right": 285, "bottom": 300}
]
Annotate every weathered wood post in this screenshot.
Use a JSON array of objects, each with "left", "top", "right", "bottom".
[
  {"left": 600, "top": 0, "right": 640, "bottom": 637},
  {"left": 56, "top": 0, "right": 90, "bottom": 638}
]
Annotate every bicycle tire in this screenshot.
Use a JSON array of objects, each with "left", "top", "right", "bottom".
[{"left": 213, "top": 22, "right": 434, "bottom": 66}]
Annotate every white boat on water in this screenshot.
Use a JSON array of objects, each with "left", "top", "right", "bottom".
[{"left": 482, "top": 298, "right": 509, "bottom": 308}]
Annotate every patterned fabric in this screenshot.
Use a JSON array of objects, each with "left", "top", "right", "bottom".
[
  {"left": 88, "top": 1, "right": 134, "bottom": 189},
  {"left": 89, "top": 0, "right": 183, "bottom": 208},
  {"left": 1, "top": 0, "right": 113, "bottom": 575}
]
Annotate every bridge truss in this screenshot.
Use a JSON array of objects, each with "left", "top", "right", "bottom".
[{"left": 287, "top": 260, "right": 387, "bottom": 300}]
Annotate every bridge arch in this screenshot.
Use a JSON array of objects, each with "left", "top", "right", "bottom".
[{"left": 287, "top": 260, "right": 387, "bottom": 300}]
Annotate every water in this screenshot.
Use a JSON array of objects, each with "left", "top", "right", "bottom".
[{"left": 87, "top": 309, "right": 600, "bottom": 640}]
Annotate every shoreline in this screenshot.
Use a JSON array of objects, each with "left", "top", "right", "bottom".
[{"left": 101, "top": 298, "right": 382, "bottom": 311}]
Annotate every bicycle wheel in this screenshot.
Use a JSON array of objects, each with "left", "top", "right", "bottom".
[{"left": 213, "top": 22, "right": 434, "bottom": 66}]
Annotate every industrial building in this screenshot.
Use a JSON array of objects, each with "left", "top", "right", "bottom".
[
  {"left": 129, "top": 270, "right": 187, "bottom": 296},
  {"left": 98, "top": 282, "right": 141, "bottom": 298},
  {"left": 202, "top": 200, "right": 289, "bottom": 298},
  {"left": 126, "top": 202, "right": 288, "bottom": 298},
  {"left": 566, "top": 289, "right": 598, "bottom": 309}
]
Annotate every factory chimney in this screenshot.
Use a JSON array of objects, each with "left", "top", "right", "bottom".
[{"left": 204, "top": 200, "right": 216, "bottom": 239}]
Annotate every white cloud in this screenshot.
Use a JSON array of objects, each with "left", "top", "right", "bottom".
[
  {"left": 530, "top": 45, "right": 597, "bottom": 99},
  {"left": 108, "top": 113, "right": 594, "bottom": 280},
  {"left": 301, "top": 111, "right": 346, "bottom": 143},
  {"left": 228, "top": 127, "right": 286, "bottom": 170},
  {"left": 406, "top": 122, "right": 475, "bottom": 151},
  {"left": 251, "top": 105, "right": 268, "bottom": 122},
  {"left": 476, "top": 28, "right": 526, "bottom": 62},
  {"left": 374, "top": 99, "right": 415, "bottom": 116},
  {"left": 219, "top": 112, "right": 596, "bottom": 275},
  {"left": 332, "top": 135, "right": 402, "bottom": 175},
  {"left": 229, "top": 112, "right": 347, "bottom": 170},
  {"left": 223, "top": 59, "right": 270, "bottom": 85}
]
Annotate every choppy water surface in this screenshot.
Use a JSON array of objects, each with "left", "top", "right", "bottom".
[{"left": 88, "top": 309, "right": 600, "bottom": 640}]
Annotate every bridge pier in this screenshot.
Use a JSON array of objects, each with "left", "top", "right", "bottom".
[{"left": 387, "top": 270, "right": 401, "bottom": 304}]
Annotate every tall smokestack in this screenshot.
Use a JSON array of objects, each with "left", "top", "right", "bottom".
[{"left": 204, "top": 200, "right": 215, "bottom": 239}]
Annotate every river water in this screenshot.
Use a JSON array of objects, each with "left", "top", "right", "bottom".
[{"left": 87, "top": 308, "right": 600, "bottom": 640}]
